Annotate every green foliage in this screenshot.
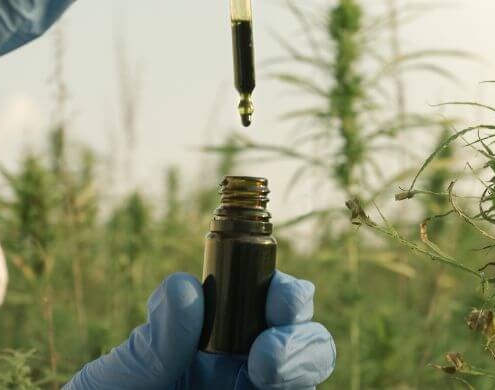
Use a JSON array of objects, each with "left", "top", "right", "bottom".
[
  {"left": 0, "top": 2, "right": 490, "bottom": 389},
  {"left": 0, "top": 350, "right": 41, "bottom": 390},
  {"left": 355, "top": 97, "right": 495, "bottom": 387},
  {"left": 0, "top": 154, "right": 54, "bottom": 276},
  {"left": 329, "top": 0, "right": 364, "bottom": 189},
  {"left": 108, "top": 192, "right": 151, "bottom": 265}
]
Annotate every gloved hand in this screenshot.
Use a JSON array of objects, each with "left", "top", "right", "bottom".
[
  {"left": 0, "top": 0, "right": 75, "bottom": 56},
  {"left": 64, "top": 271, "right": 336, "bottom": 389}
]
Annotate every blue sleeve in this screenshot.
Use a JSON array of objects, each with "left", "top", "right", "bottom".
[{"left": 0, "top": 0, "right": 75, "bottom": 56}]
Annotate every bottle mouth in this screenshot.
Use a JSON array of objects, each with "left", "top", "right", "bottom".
[{"left": 212, "top": 176, "right": 272, "bottom": 232}]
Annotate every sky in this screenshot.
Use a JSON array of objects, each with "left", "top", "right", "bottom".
[{"left": 1, "top": 0, "right": 495, "bottom": 224}]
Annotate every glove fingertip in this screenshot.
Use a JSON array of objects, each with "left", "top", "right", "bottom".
[
  {"left": 162, "top": 272, "right": 204, "bottom": 312},
  {"left": 267, "top": 271, "right": 315, "bottom": 326},
  {"left": 147, "top": 272, "right": 203, "bottom": 315},
  {"left": 248, "top": 323, "right": 336, "bottom": 389}
]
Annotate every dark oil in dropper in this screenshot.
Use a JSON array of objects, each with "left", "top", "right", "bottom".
[
  {"left": 232, "top": 20, "right": 255, "bottom": 95},
  {"left": 232, "top": 20, "right": 255, "bottom": 127}
]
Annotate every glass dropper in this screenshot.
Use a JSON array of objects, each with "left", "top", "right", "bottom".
[{"left": 230, "top": 0, "right": 256, "bottom": 127}]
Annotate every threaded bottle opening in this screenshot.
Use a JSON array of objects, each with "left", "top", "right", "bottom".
[{"left": 214, "top": 176, "right": 271, "bottom": 223}]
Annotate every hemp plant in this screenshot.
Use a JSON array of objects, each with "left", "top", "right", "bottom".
[
  {"left": 351, "top": 96, "right": 495, "bottom": 388},
  {"left": 0, "top": 349, "right": 42, "bottom": 390}
]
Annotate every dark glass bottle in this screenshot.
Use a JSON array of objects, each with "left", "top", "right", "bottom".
[{"left": 200, "top": 176, "right": 277, "bottom": 354}]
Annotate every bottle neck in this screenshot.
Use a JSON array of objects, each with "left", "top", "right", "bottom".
[{"left": 210, "top": 176, "right": 272, "bottom": 234}]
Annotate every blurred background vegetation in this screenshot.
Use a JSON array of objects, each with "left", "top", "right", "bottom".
[{"left": 2, "top": 0, "right": 495, "bottom": 389}]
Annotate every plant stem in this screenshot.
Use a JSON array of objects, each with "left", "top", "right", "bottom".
[
  {"left": 72, "top": 251, "right": 87, "bottom": 344},
  {"left": 388, "top": 0, "right": 406, "bottom": 128},
  {"left": 371, "top": 216, "right": 482, "bottom": 280},
  {"left": 330, "top": 2, "right": 364, "bottom": 387},
  {"left": 43, "top": 286, "right": 57, "bottom": 390},
  {"left": 347, "top": 233, "right": 360, "bottom": 390}
]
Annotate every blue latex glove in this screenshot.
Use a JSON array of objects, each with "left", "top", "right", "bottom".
[
  {"left": 64, "top": 271, "right": 336, "bottom": 389},
  {"left": 0, "top": 0, "right": 75, "bottom": 56}
]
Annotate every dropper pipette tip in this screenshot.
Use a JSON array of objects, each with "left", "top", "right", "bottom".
[
  {"left": 241, "top": 114, "right": 252, "bottom": 127},
  {"left": 238, "top": 94, "right": 254, "bottom": 127}
]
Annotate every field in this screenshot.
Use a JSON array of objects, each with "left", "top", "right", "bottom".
[{"left": 2, "top": 1, "right": 495, "bottom": 389}]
